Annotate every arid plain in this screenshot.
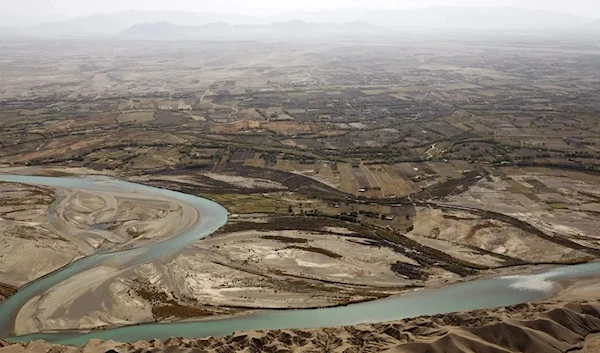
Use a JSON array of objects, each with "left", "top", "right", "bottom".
[{"left": 1, "top": 37, "right": 600, "bottom": 352}]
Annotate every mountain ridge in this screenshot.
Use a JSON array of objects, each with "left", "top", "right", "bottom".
[
  {"left": 13, "top": 7, "right": 597, "bottom": 38},
  {"left": 23, "top": 10, "right": 262, "bottom": 37}
]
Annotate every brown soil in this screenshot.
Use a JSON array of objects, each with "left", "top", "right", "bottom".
[
  {"left": 216, "top": 216, "right": 370, "bottom": 236},
  {"left": 134, "top": 282, "right": 224, "bottom": 321},
  {"left": 259, "top": 235, "right": 309, "bottom": 244},
  {"left": 284, "top": 245, "right": 343, "bottom": 259},
  {"left": 0, "top": 282, "right": 17, "bottom": 302}
]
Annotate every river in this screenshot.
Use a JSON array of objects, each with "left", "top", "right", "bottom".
[{"left": 1, "top": 174, "right": 600, "bottom": 346}]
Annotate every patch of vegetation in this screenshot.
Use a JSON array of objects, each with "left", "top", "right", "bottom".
[
  {"left": 413, "top": 170, "right": 486, "bottom": 200},
  {"left": 390, "top": 262, "right": 427, "bottom": 280},
  {"left": 126, "top": 228, "right": 145, "bottom": 238},
  {"left": 217, "top": 216, "right": 372, "bottom": 236},
  {"left": 374, "top": 228, "right": 483, "bottom": 276},
  {"left": 204, "top": 193, "right": 290, "bottom": 214},
  {"left": 285, "top": 245, "right": 342, "bottom": 259},
  {"left": 222, "top": 164, "right": 351, "bottom": 199},
  {"left": 549, "top": 202, "right": 568, "bottom": 209},
  {"left": 134, "top": 283, "right": 214, "bottom": 320},
  {"left": 134, "top": 285, "right": 171, "bottom": 303},
  {"left": 260, "top": 235, "right": 309, "bottom": 244},
  {"left": 0, "top": 282, "right": 17, "bottom": 300},
  {"left": 152, "top": 304, "right": 213, "bottom": 321}
]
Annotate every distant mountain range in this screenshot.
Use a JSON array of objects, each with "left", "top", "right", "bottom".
[
  {"left": 283, "top": 7, "right": 590, "bottom": 29},
  {"left": 121, "top": 20, "right": 382, "bottom": 39},
  {"left": 4, "top": 7, "right": 597, "bottom": 38},
  {"left": 22, "top": 10, "right": 261, "bottom": 37}
]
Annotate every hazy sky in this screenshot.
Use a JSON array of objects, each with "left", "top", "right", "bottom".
[{"left": 2, "top": 0, "right": 598, "bottom": 18}]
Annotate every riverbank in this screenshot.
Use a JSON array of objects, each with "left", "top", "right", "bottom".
[
  {"left": 3, "top": 298, "right": 600, "bottom": 352},
  {"left": 7, "top": 275, "right": 600, "bottom": 352}
]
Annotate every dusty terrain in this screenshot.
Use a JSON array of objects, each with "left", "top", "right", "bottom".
[
  {"left": 0, "top": 182, "right": 78, "bottom": 287},
  {"left": 6, "top": 165, "right": 600, "bottom": 336},
  {"left": 448, "top": 168, "right": 600, "bottom": 245},
  {"left": 1, "top": 36, "right": 600, "bottom": 351},
  {"left": 0, "top": 167, "right": 200, "bottom": 287},
  {"left": 51, "top": 188, "right": 198, "bottom": 253},
  {"left": 11, "top": 225, "right": 450, "bottom": 334},
  {"left": 407, "top": 207, "right": 590, "bottom": 267}
]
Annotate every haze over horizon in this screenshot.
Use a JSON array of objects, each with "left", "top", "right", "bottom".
[{"left": 2, "top": 0, "right": 599, "bottom": 22}]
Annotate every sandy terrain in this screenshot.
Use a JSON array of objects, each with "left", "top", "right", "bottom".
[
  {"left": 197, "top": 230, "right": 435, "bottom": 287},
  {"left": 0, "top": 166, "right": 114, "bottom": 177},
  {"left": 0, "top": 182, "right": 79, "bottom": 287},
  {"left": 0, "top": 165, "right": 199, "bottom": 285},
  {"left": 31, "top": 222, "right": 595, "bottom": 335},
  {"left": 407, "top": 207, "right": 589, "bottom": 266},
  {"left": 130, "top": 229, "right": 445, "bottom": 307},
  {"left": 448, "top": 168, "right": 600, "bottom": 247},
  {"left": 0, "top": 173, "right": 200, "bottom": 335},
  {"left": 11, "top": 203, "right": 599, "bottom": 335},
  {"left": 15, "top": 227, "right": 442, "bottom": 333},
  {"left": 13, "top": 263, "right": 151, "bottom": 335},
  {"left": 49, "top": 188, "right": 198, "bottom": 255},
  {"left": 202, "top": 173, "right": 287, "bottom": 190}
]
